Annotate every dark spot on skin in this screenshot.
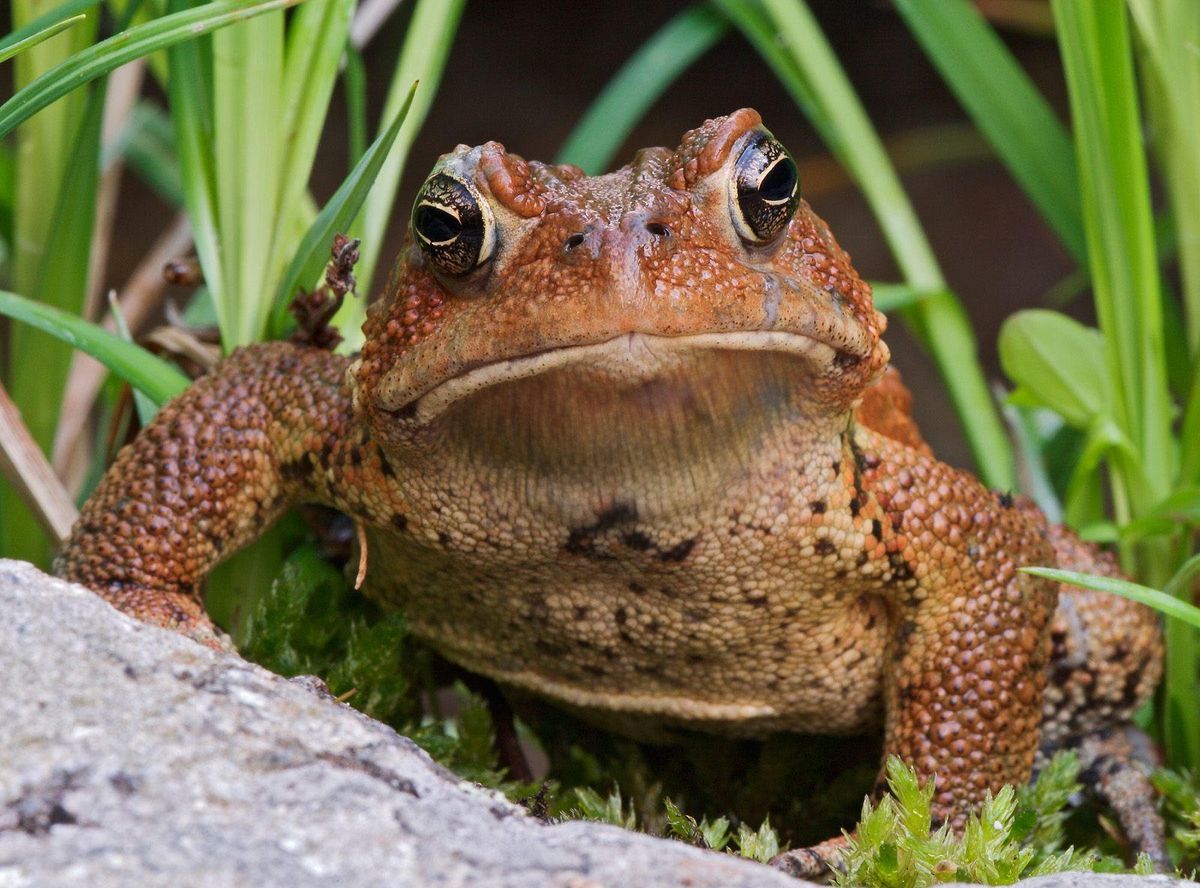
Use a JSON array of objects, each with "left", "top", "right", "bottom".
[
  {"left": 618, "top": 630, "right": 634, "bottom": 645},
  {"left": 573, "top": 605, "right": 589, "bottom": 621},
  {"left": 595, "top": 502, "right": 638, "bottom": 530},
  {"left": 437, "top": 531, "right": 451, "bottom": 546},
  {"left": 685, "top": 608, "right": 706, "bottom": 623},
  {"left": 810, "top": 500, "right": 827, "bottom": 514},
  {"left": 564, "top": 502, "right": 638, "bottom": 556},
  {"left": 887, "top": 552, "right": 914, "bottom": 582},
  {"left": 831, "top": 459, "right": 840, "bottom": 472},
  {"left": 748, "top": 596, "right": 769, "bottom": 608},
  {"left": 849, "top": 498, "right": 861, "bottom": 517},
  {"left": 628, "top": 581, "right": 646, "bottom": 595},
  {"left": 350, "top": 446, "right": 363, "bottom": 467},
  {"left": 377, "top": 445, "right": 395, "bottom": 478},
  {"left": 1051, "top": 665, "right": 1074, "bottom": 688},
  {"left": 997, "top": 491, "right": 1015, "bottom": 509},
  {"left": 394, "top": 401, "right": 418, "bottom": 420},
  {"left": 856, "top": 550, "right": 870, "bottom": 567},
  {"left": 899, "top": 620, "right": 916, "bottom": 641},
  {"left": 1120, "top": 670, "right": 1143, "bottom": 709},
  {"left": 279, "top": 458, "right": 311, "bottom": 483},
  {"left": 634, "top": 662, "right": 665, "bottom": 678},
  {"left": 622, "top": 531, "right": 653, "bottom": 551},
  {"left": 659, "top": 538, "right": 696, "bottom": 562},
  {"left": 647, "top": 619, "right": 662, "bottom": 634},
  {"left": 814, "top": 539, "right": 836, "bottom": 556},
  {"left": 385, "top": 514, "right": 406, "bottom": 532},
  {"left": 660, "top": 585, "right": 681, "bottom": 599},
  {"left": 871, "top": 519, "right": 883, "bottom": 540},
  {"left": 614, "top": 607, "right": 628, "bottom": 625}
]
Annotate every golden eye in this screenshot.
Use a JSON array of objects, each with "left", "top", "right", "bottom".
[
  {"left": 411, "top": 173, "right": 495, "bottom": 276},
  {"left": 729, "top": 132, "right": 800, "bottom": 244}
]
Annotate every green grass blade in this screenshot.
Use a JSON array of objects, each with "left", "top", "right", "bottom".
[
  {"left": 212, "top": 8, "right": 284, "bottom": 347},
  {"left": 0, "top": 0, "right": 99, "bottom": 59},
  {"left": 166, "top": 3, "right": 224, "bottom": 338},
  {"left": 1128, "top": 0, "right": 1200, "bottom": 352},
  {"left": 0, "top": 290, "right": 189, "bottom": 404},
  {"left": 1051, "top": 0, "right": 1173, "bottom": 537},
  {"left": 1022, "top": 565, "right": 1200, "bottom": 631},
  {"left": 342, "top": 0, "right": 464, "bottom": 344},
  {"left": 556, "top": 4, "right": 728, "bottom": 174},
  {"left": 1027, "top": 559, "right": 1200, "bottom": 766},
  {"left": 868, "top": 282, "right": 939, "bottom": 314},
  {"left": 0, "top": 13, "right": 87, "bottom": 64},
  {"left": 717, "top": 0, "right": 1014, "bottom": 489},
  {"left": 267, "top": 0, "right": 354, "bottom": 315},
  {"left": 343, "top": 41, "right": 367, "bottom": 168},
  {"left": 0, "top": 0, "right": 302, "bottom": 141},
  {"left": 893, "top": 0, "right": 1085, "bottom": 261},
  {"left": 271, "top": 83, "right": 418, "bottom": 335},
  {"left": 3, "top": 0, "right": 97, "bottom": 564},
  {"left": 108, "top": 293, "right": 159, "bottom": 423}
]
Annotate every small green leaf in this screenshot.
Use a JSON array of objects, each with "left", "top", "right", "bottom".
[
  {"left": 0, "top": 290, "right": 189, "bottom": 405},
  {"left": 556, "top": 4, "right": 728, "bottom": 174},
  {"left": 270, "top": 81, "right": 418, "bottom": 335},
  {"left": 998, "top": 309, "right": 1111, "bottom": 429},
  {"left": 0, "top": 0, "right": 302, "bottom": 140}
]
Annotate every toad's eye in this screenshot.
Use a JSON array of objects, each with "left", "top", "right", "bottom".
[
  {"left": 729, "top": 132, "right": 799, "bottom": 244},
  {"left": 411, "top": 173, "right": 495, "bottom": 276}
]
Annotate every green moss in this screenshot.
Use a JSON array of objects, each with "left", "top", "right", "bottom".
[
  {"left": 238, "top": 547, "right": 1182, "bottom": 880},
  {"left": 834, "top": 756, "right": 1100, "bottom": 887}
]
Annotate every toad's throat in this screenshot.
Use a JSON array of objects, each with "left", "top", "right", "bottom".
[{"left": 421, "top": 332, "right": 834, "bottom": 483}]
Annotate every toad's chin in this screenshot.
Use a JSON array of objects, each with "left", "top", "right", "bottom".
[{"left": 401, "top": 332, "right": 838, "bottom": 481}]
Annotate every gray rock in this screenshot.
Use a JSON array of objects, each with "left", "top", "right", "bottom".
[
  {"left": 0, "top": 560, "right": 801, "bottom": 888},
  {"left": 0, "top": 560, "right": 1192, "bottom": 888}
]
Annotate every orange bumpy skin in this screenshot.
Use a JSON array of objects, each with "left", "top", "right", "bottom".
[{"left": 57, "top": 110, "right": 1164, "bottom": 872}]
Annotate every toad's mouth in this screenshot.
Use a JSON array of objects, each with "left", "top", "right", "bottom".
[{"left": 401, "top": 332, "right": 841, "bottom": 479}]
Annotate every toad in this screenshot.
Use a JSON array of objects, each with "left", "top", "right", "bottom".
[{"left": 57, "top": 110, "right": 1165, "bottom": 876}]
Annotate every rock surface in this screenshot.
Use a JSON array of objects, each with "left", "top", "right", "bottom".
[{"left": 0, "top": 559, "right": 1192, "bottom": 888}]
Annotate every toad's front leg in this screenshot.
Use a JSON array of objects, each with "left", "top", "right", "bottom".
[
  {"left": 54, "top": 342, "right": 355, "bottom": 646},
  {"left": 774, "top": 428, "right": 1058, "bottom": 877}
]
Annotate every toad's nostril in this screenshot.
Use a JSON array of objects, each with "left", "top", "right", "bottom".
[
  {"left": 645, "top": 222, "right": 671, "bottom": 238},
  {"left": 564, "top": 232, "right": 586, "bottom": 251}
]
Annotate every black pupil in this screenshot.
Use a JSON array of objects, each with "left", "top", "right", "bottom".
[
  {"left": 415, "top": 204, "right": 462, "bottom": 243},
  {"left": 760, "top": 159, "right": 796, "bottom": 202}
]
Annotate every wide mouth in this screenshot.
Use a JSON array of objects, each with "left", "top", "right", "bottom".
[
  {"left": 411, "top": 332, "right": 837, "bottom": 483},
  {"left": 405, "top": 331, "right": 836, "bottom": 424}
]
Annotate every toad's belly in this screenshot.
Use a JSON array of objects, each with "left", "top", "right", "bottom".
[{"left": 362, "top": 529, "right": 890, "bottom": 738}]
